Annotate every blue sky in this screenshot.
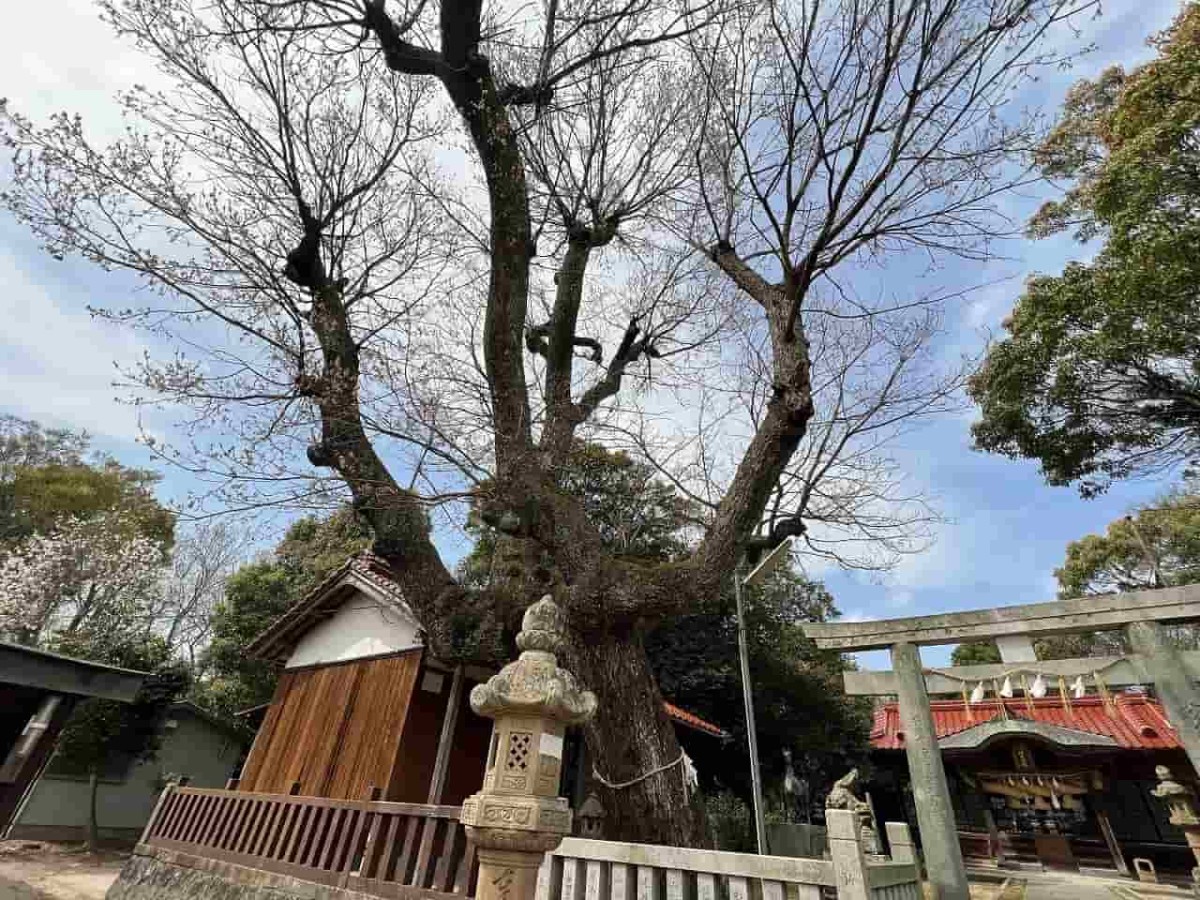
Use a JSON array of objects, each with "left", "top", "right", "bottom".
[{"left": 0, "top": 0, "right": 1188, "bottom": 670}]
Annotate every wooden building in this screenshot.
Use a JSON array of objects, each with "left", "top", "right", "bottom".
[
  {"left": 238, "top": 553, "right": 726, "bottom": 809},
  {"left": 868, "top": 692, "right": 1198, "bottom": 876},
  {"left": 10, "top": 701, "right": 245, "bottom": 843},
  {"left": 0, "top": 641, "right": 146, "bottom": 835}
]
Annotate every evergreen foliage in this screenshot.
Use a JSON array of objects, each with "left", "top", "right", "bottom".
[
  {"left": 970, "top": 5, "right": 1200, "bottom": 494},
  {"left": 197, "top": 509, "right": 370, "bottom": 719}
]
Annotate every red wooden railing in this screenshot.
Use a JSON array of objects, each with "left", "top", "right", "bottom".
[{"left": 141, "top": 785, "right": 477, "bottom": 898}]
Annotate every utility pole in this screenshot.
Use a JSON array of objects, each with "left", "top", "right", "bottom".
[
  {"left": 734, "top": 560, "right": 767, "bottom": 853},
  {"left": 736, "top": 537, "right": 793, "bottom": 854}
]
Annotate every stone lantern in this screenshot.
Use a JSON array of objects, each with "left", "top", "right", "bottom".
[
  {"left": 576, "top": 794, "right": 606, "bottom": 838},
  {"left": 460, "top": 595, "right": 597, "bottom": 900},
  {"left": 1151, "top": 765, "right": 1200, "bottom": 892}
]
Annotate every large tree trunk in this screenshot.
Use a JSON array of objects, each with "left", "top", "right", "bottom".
[{"left": 565, "top": 627, "right": 708, "bottom": 847}]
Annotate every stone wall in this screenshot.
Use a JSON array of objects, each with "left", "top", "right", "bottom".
[{"left": 107, "top": 846, "right": 370, "bottom": 900}]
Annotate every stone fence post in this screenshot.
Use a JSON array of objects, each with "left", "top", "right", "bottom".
[
  {"left": 828, "top": 809, "right": 871, "bottom": 900},
  {"left": 460, "top": 595, "right": 597, "bottom": 900},
  {"left": 884, "top": 822, "right": 917, "bottom": 866}
]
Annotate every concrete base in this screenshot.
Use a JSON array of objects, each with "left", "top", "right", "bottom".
[
  {"left": 8, "top": 823, "right": 141, "bottom": 845},
  {"left": 107, "top": 846, "right": 369, "bottom": 900}
]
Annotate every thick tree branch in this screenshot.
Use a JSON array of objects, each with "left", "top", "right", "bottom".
[
  {"left": 710, "top": 242, "right": 783, "bottom": 307},
  {"left": 283, "top": 204, "right": 510, "bottom": 660},
  {"left": 361, "top": 0, "right": 447, "bottom": 75},
  {"left": 363, "top": 0, "right": 535, "bottom": 478}
]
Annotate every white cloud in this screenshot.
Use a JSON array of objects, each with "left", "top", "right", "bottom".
[
  {"left": 884, "top": 518, "right": 968, "bottom": 590},
  {"left": 0, "top": 246, "right": 153, "bottom": 443},
  {"left": 3, "top": 0, "right": 164, "bottom": 134}
]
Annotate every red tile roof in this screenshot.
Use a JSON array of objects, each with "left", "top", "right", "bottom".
[
  {"left": 663, "top": 701, "right": 728, "bottom": 738},
  {"left": 871, "top": 694, "right": 1179, "bottom": 751}
]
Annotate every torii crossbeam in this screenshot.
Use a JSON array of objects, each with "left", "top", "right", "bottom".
[{"left": 802, "top": 583, "right": 1200, "bottom": 900}]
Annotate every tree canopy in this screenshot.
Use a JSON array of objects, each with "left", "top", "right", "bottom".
[
  {"left": 1042, "top": 488, "right": 1200, "bottom": 658},
  {"left": 1, "top": 0, "right": 1096, "bottom": 843},
  {"left": 0, "top": 416, "right": 172, "bottom": 547},
  {"left": 970, "top": 4, "right": 1200, "bottom": 495},
  {"left": 0, "top": 419, "right": 177, "bottom": 646},
  {"left": 1056, "top": 491, "right": 1200, "bottom": 597}
]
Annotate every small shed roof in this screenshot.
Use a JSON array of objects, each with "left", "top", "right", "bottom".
[
  {"left": 246, "top": 552, "right": 418, "bottom": 662},
  {"left": 663, "top": 701, "right": 728, "bottom": 739},
  {"left": 0, "top": 641, "right": 146, "bottom": 702}
]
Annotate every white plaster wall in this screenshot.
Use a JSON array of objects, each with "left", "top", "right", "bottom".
[{"left": 284, "top": 592, "right": 421, "bottom": 669}]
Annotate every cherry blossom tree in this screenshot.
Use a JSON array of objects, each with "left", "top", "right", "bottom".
[
  {"left": 0, "top": 512, "right": 168, "bottom": 645},
  {"left": 2, "top": 0, "right": 1098, "bottom": 842}
]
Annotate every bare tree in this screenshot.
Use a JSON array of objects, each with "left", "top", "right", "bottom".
[
  {"left": 151, "top": 521, "right": 252, "bottom": 667},
  {"left": 2, "top": 0, "right": 1094, "bottom": 843}
]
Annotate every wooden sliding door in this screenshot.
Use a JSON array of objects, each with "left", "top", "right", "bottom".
[{"left": 238, "top": 649, "right": 422, "bottom": 799}]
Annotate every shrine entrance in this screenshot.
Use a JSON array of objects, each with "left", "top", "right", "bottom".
[{"left": 802, "top": 584, "right": 1200, "bottom": 899}]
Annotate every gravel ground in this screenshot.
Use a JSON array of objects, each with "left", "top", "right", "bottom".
[{"left": 0, "top": 842, "right": 126, "bottom": 900}]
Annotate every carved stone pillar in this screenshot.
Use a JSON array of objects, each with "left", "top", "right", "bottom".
[{"left": 460, "top": 595, "right": 597, "bottom": 900}]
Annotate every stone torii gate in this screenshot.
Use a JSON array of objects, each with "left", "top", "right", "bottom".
[{"left": 802, "top": 584, "right": 1200, "bottom": 900}]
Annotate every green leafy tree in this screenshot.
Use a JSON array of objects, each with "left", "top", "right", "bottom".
[
  {"left": 1056, "top": 491, "right": 1200, "bottom": 596},
  {"left": 646, "top": 570, "right": 872, "bottom": 812},
  {"left": 49, "top": 631, "right": 189, "bottom": 850},
  {"left": 969, "top": 5, "right": 1200, "bottom": 496},
  {"left": 1043, "top": 488, "right": 1200, "bottom": 658},
  {"left": 0, "top": 416, "right": 172, "bottom": 547},
  {"left": 0, "top": 415, "right": 87, "bottom": 473},
  {"left": 197, "top": 510, "right": 371, "bottom": 719},
  {"left": 4, "top": 461, "right": 174, "bottom": 548},
  {"left": 950, "top": 641, "right": 1002, "bottom": 666},
  {"left": 957, "top": 489, "right": 1200, "bottom": 663}
]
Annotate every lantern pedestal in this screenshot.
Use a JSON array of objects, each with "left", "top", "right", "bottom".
[
  {"left": 460, "top": 595, "right": 597, "bottom": 900},
  {"left": 1150, "top": 766, "right": 1200, "bottom": 895}
]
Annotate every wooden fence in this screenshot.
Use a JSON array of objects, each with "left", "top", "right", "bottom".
[
  {"left": 139, "top": 788, "right": 919, "bottom": 900},
  {"left": 140, "top": 784, "right": 476, "bottom": 897}
]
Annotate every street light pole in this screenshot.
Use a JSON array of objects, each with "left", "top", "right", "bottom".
[
  {"left": 734, "top": 558, "right": 768, "bottom": 854},
  {"left": 735, "top": 537, "right": 794, "bottom": 855}
]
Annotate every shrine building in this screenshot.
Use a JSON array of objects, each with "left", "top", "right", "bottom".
[
  {"left": 803, "top": 585, "right": 1200, "bottom": 900},
  {"left": 867, "top": 690, "right": 1197, "bottom": 876},
  {"left": 235, "top": 552, "right": 725, "bottom": 814}
]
